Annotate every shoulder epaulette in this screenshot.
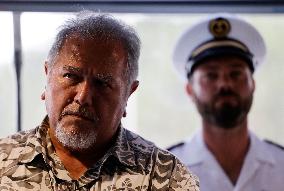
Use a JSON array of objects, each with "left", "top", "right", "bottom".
[
  {"left": 167, "top": 142, "right": 185, "bottom": 151},
  {"left": 264, "top": 140, "right": 284, "bottom": 151}
]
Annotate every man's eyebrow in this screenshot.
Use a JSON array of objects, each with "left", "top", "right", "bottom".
[
  {"left": 95, "top": 74, "right": 114, "bottom": 82},
  {"left": 63, "top": 65, "right": 82, "bottom": 73},
  {"left": 230, "top": 63, "right": 246, "bottom": 68}
]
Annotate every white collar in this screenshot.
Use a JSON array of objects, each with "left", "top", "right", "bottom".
[{"left": 182, "top": 129, "right": 275, "bottom": 167}]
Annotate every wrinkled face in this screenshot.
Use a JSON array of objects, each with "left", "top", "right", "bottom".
[
  {"left": 44, "top": 36, "right": 138, "bottom": 152},
  {"left": 187, "top": 56, "right": 255, "bottom": 128}
]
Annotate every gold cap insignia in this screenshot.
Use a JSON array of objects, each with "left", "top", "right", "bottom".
[{"left": 209, "top": 17, "right": 231, "bottom": 38}]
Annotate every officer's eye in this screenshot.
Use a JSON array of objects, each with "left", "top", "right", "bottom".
[
  {"left": 230, "top": 70, "right": 242, "bottom": 79},
  {"left": 205, "top": 72, "right": 218, "bottom": 80}
]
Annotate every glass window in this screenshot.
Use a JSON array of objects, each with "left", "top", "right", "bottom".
[
  {"left": 21, "top": 13, "right": 72, "bottom": 131},
  {"left": 0, "top": 12, "right": 17, "bottom": 138},
  {"left": 3, "top": 12, "right": 284, "bottom": 148}
]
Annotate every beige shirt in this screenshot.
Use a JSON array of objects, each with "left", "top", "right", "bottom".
[{"left": 0, "top": 117, "right": 199, "bottom": 191}]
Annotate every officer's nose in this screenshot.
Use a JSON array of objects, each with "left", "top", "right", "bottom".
[
  {"left": 74, "top": 81, "right": 93, "bottom": 106},
  {"left": 218, "top": 73, "right": 234, "bottom": 90}
]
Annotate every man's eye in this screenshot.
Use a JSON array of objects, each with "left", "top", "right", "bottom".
[
  {"left": 230, "top": 71, "right": 242, "bottom": 78},
  {"left": 206, "top": 72, "right": 218, "bottom": 80},
  {"left": 63, "top": 73, "right": 81, "bottom": 83},
  {"left": 95, "top": 79, "right": 111, "bottom": 89},
  {"left": 63, "top": 73, "right": 76, "bottom": 79}
]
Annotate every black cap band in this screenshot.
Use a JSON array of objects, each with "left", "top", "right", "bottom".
[{"left": 187, "top": 46, "right": 254, "bottom": 78}]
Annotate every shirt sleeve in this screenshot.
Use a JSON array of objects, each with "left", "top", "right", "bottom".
[
  {"left": 168, "top": 157, "right": 200, "bottom": 191},
  {"left": 149, "top": 148, "right": 200, "bottom": 191}
]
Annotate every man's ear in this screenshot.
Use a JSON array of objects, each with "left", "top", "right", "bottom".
[
  {"left": 44, "top": 61, "right": 49, "bottom": 75},
  {"left": 41, "top": 61, "right": 49, "bottom": 101},
  {"left": 128, "top": 80, "right": 139, "bottom": 97},
  {"left": 252, "top": 78, "right": 256, "bottom": 93},
  {"left": 186, "top": 82, "right": 193, "bottom": 97},
  {"left": 41, "top": 91, "right": 45, "bottom": 100},
  {"left": 186, "top": 82, "right": 196, "bottom": 103},
  {"left": 123, "top": 80, "right": 139, "bottom": 118}
]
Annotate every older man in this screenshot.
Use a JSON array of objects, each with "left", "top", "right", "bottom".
[
  {"left": 168, "top": 14, "right": 284, "bottom": 191},
  {"left": 0, "top": 13, "right": 199, "bottom": 190}
]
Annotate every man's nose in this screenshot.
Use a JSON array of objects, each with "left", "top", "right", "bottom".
[
  {"left": 74, "top": 81, "right": 93, "bottom": 106},
  {"left": 218, "top": 73, "right": 234, "bottom": 90}
]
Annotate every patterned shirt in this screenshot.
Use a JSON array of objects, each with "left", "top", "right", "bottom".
[{"left": 0, "top": 117, "right": 199, "bottom": 191}]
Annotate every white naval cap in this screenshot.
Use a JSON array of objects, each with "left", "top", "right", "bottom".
[{"left": 173, "top": 13, "right": 266, "bottom": 81}]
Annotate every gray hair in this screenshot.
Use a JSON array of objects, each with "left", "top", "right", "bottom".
[{"left": 47, "top": 12, "right": 140, "bottom": 82}]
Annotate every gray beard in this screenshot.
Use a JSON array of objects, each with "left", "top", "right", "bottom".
[{"left": 55, "top": 122, "right": 97, "bottom": 151}]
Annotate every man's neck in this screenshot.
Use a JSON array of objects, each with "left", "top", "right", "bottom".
[{"left": 202, "top": 119, "right": 250, "bottom": 185}]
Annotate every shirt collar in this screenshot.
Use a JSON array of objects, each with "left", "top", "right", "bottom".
[
  {"left": 18, "top": 116, "right": 51, "bottom": 164},
  {"left": 247, "top": 131, "right": 275, "bottom": 165},
  {"left": 182, "top": 129, "right": 275, "bottom": 166},
  {"left": 181, "top": 129, "right": 209, "bottom": 166},
  {"left": 107, "top": 126, "right": 155, "bottom": 168},
  {"left": 20, "top": 117, "right": 154, "bottom": 170}
]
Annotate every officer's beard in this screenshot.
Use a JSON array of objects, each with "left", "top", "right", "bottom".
[{"left": 194, "top": 89, "right": 253, "bottom": 129}]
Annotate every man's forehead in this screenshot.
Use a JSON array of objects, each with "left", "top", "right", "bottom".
[
  {"left": 63, "top": 34, "right": 123, "bottom": 50},
  {"left": 58, "top": 35, "right": 126, "bottom": 63}
]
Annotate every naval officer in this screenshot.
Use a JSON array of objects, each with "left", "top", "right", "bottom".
[{"left": 168, "top": 13, "right": 284, "bottom": 191}]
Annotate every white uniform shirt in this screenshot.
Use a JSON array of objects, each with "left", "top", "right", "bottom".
[{"left": 169, "top": 130, "right": 284, "bottom": 191}]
